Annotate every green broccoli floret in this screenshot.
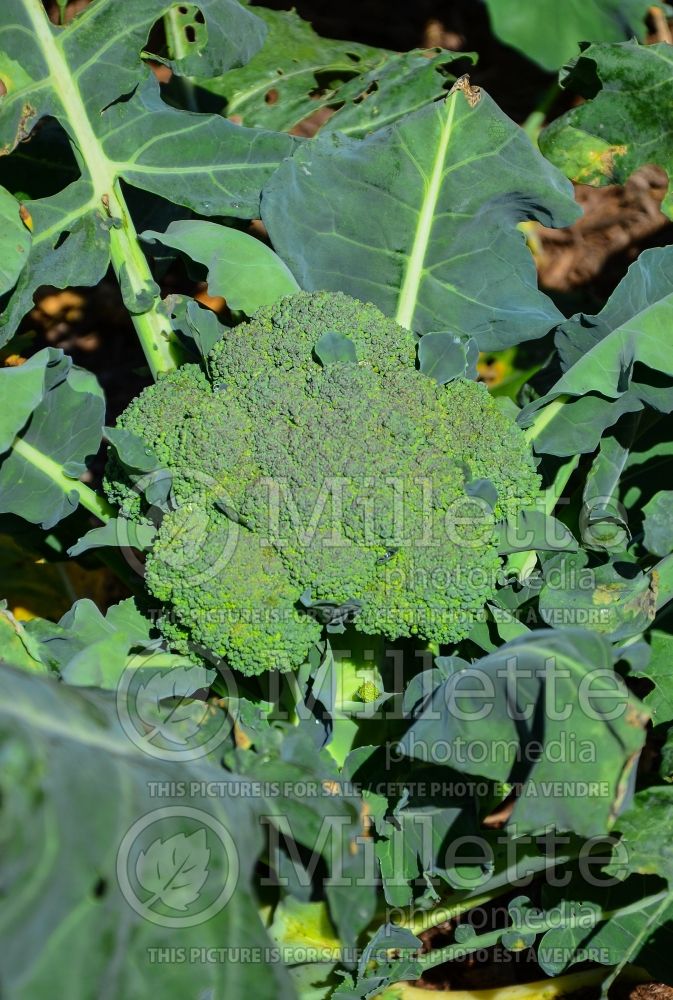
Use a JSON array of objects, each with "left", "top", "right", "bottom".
[
  {"left": 105, "top": 291, "right": 540, "bottom": 676},
  {"left": 145, "top": 505, "right": 322, "bottom": 675}
]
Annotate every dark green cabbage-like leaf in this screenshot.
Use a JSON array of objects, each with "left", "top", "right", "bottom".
[
  {"left": 540, "top": 40, "right": 673, "bottom": 217},
  {"left": 539, "top": 552, "right": 657, "bottom": 641},
  {"left": 397, "top": 629, "right": 648, "bottom": 837},
  {"left": 263, "top": 79, "right": 580, "bottom": 350},
  {"left": 0, "top": 664, "right": 291, "bottom": 1000},
  {"left": 520, "top": 247, "right": 673, "bottom": 456},
  {"left": 538, "top": 873, "right": 672, "bottom": 981}
]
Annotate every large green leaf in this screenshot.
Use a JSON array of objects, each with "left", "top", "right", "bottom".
[
  {"left": 520, "top": 246, "right": 673, "bottom": 456},
  {"left": 484, "top": 0, "right": 652, "bottom": 72},
  {"left": 262, "top": 78, "right": 580, "bottom": 350},
  {"left": 597, "top": 786, "right": 673, "bottom": 993},
  {"left": 197, "top": 5, "right": 471, "bottom": 138},
  {"left": 398, "top": 630, "right": 648, "bottom": 837},
  {"left": 0, "top": 664, "right": 292, "bottom": 1000},
  {"left": 540, "top": 40, "right": 673, "bottom": 217},
  {"left": 0, "top": 0, "right": 296, "bottom": 347},
  {"left": 0, "top": 348, "right": 108, "bottom": 528}
]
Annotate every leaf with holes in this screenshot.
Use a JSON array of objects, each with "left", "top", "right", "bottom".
[
  {"left": 197, "top": 5, "right": 473, "bottom": 137},
  {"left": 540, "top": 40, "right": 673, "bottom": 217}
]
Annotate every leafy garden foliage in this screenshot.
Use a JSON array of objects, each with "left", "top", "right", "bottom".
[{"left": 0, "top": 2, "right": 673, "bottom": 999}]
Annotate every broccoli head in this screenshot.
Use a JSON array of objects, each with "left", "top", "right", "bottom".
[{"left": 105, "top": 291, "right": 540, "bottom": 675}]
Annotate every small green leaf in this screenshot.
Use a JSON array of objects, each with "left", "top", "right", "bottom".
[
  {"left": 105, "top": 427, "right": 161, "bottom": 473},
  {"left": 67, "top": 519, "right": 157, "bottom": 558},
  {"left": 0, "top": 349, "right": 106, "bottom": 528},
  {"left": 143, "top": 221, "right": 299, "bottom": 314},
  {"left": 314, "top": 331, "right": 358, "bottom": 366},
  {"left": 497, "top": 509, "right": 578, "bottom": 554},
  {"left": 417, "top": 332, "right": 469, "bottom": 384},
  {"left": 0, "top": 605, "right": 48, "bottom": 674}
]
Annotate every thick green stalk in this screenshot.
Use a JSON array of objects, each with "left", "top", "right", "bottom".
[
  {"left": 106, "top": 185, "right": 184, "bottom": 377},
  {"left": 24, "top": 0, "right": 182, "bottom": 379}
]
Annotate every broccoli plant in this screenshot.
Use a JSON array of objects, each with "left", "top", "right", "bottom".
[
  {"left": 1, "top": 2, "right": 673, "bottom": 999},
  {"left": 105, "top": 291, "right": 540, "bottom": 675}
]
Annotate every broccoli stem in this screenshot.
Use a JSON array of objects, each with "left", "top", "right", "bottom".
[
  {"left": 324, "top": 631, "right": 387, "bottom": 767},
  {"left": 106, "top": 187, "right": 185, "bottom": 378}
]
